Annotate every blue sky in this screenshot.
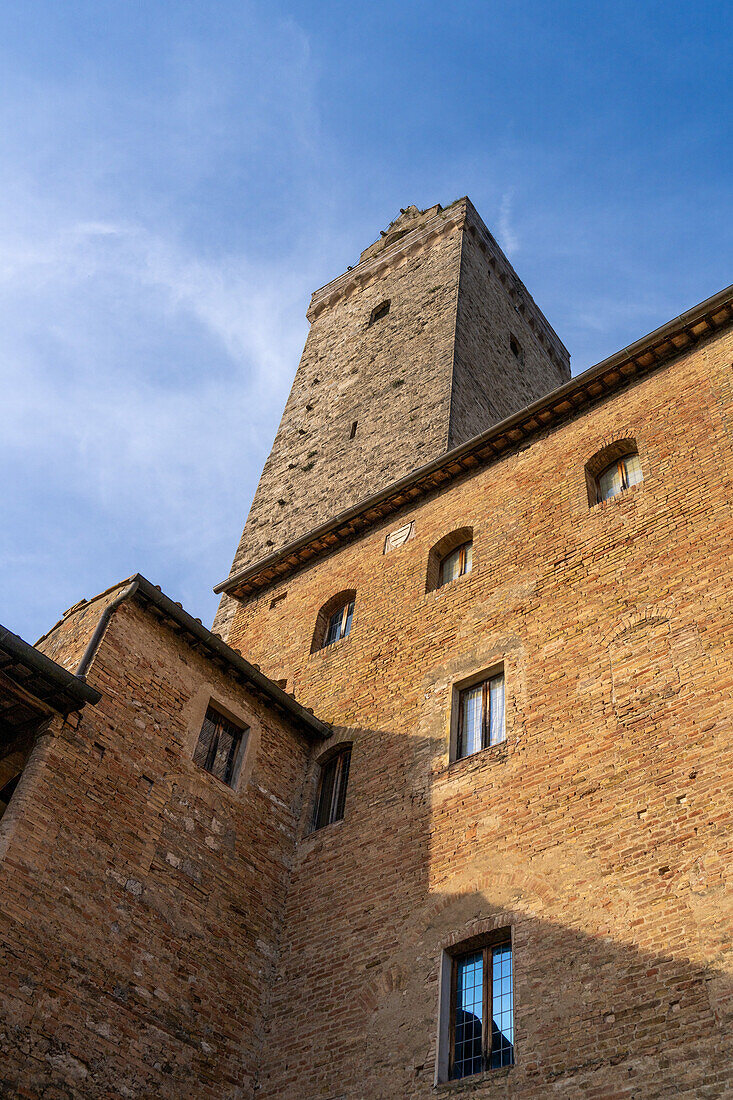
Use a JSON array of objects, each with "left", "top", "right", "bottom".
[{"left": 1, "top": 0, "right": 730, "bottom": 642}]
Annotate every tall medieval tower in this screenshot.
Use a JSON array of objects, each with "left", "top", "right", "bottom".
[{"left": 214, "top": 198, "right": 570, "bottom": 638}]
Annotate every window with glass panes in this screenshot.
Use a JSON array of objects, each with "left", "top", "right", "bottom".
[
  {"left": 450, "top": 941, "right": 514, "bottom": 1079},
  {"left": 439, "top": 541, "right": 473, "bottom": 587},
  {"left": 312, "top": 745, "right": 351, "bottom": 830},
  {"left": 193, "top": 706, "right": 246, "bottom": 787},
  {"left": 596, "top": 451, "right": 643, "bottom": 502},
  {"left": 457, "top": 672, "right": 505, "bottom": 759},
  {"left": 323, "top": 599, "right": 354, "bottom": 647}
]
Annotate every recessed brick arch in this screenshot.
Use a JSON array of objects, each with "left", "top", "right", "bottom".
[
  {"left": 426, "top": 526, "right": 474, "bottom": 593},
  {"left": 310, "top": 589, "right": 356, "bottom": 653}
]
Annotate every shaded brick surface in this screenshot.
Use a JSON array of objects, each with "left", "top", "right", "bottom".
[
  {"left": 0, "top": 599, "right": 313, "bottom": 1098},
  {"left": 223, "top": 327, "right": 733, "bottom": 1098}
]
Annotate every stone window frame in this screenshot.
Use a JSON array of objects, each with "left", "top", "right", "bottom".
[
  {"left": 435, "top": 925, "right": 515, "bottom": 1085},
  {"left": 584, "top": 437, "right": 644, "bottom": 508},
  {"left": 369, "top": 299, "right": 390, "bottom": 325},
  {"left": 311, "top": 589, "right": 357, "bottom": 654},
  {"left": 426, "top": 527, "right": 474, "bottom": 594},
  {"left": 192, "top": 701, "right": 250, "bottom": 791},
  {"left": 449, "top": 661, "right": 506, "bottom": 765}
]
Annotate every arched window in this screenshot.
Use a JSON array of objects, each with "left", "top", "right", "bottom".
[
  {"left": 369, "top": 300, "right": 390, "bottom": 324},
  {"left": 312, "top": 744, "right": 352, "bottom": 830},
  {"left": 585, "top": 439, "right": 643, "bottom": 506},
  {"left": 426, "top": 527, "right": 474, "bottom": 593},
  {"left": 312, "top": 590, "right": 356, "bottom": 652}
]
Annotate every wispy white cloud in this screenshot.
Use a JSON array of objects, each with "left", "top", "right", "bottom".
[
  {"left": 0, "top": 7, "right": 338, "bottom": 639},
  {"left": 497, "top": 189, "right": 519, "bottom": 255}
]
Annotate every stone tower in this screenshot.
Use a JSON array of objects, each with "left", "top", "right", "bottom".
[{"left": 215, "top": 197, "right": 569, "bottom": 638}]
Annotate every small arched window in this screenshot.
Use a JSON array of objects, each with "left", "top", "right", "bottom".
[
  {"left": 585, "top": 440, "right": 643, "bottom": 506},
  {"left": 427, "top": 528, "right": 474, "bottom": 593},
  {"left": 369, "top": 300, "right": 390, "bottom": 325},
  {"left": 312, "top": 590, "right": 356, "bottom": 652},
  {"left": 312, "top": 744, "right": 351, "bottom": 830}
]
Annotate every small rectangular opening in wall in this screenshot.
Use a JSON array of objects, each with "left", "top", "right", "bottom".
[
  {"left": 350, "top": 421, "right": 358, "bottom": 439},
  {"left": 93, "top": 742, "right": 106, "bottom": 761},
  {"left": 270, "top": 591, "right": 287, "bottom": 609}
]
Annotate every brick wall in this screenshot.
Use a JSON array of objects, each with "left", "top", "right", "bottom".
[
  {"left": 223, "top": 326, "right": 733, "bottom": 1098},
  {"left": 0, "top": 597, "right": 315, "bottom": 1098}
]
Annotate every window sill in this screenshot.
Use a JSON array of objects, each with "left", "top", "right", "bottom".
[
  {"left": 425, "top": 570, "right": 476, "bottom": 600},
  {"left": 588, "top": 480, "right": 644, "bottom": 511},
  {"left": 298, "top": 816, "right": 345, "bottom": 854},
  {"left": 309, "top": 634, "right": 354, "bottom": 661},
  {"left": 436, "top": 740, "right": 510, "bottom": 780},
  {"left": 436, "top": 1066, "right": 513, "bottom": 1091}
]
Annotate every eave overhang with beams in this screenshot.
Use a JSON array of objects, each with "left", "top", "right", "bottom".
[
  {"left": 0, "top": 624, "right": 101, "bottom": 738},
  {"left": 37, "top": 575, "right": 330, "bottom": 742},
  {"left": 215, "top": 283, "right": 733, "bottom": 604}
]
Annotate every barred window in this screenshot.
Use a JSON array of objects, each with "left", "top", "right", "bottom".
[
  {"left": 312, "top": 745, "right": 351, "bottom": 830},
  {"left": 596, "top": 451, "right": 643, "bottom": 502},
  {"left": 193, "top": 705, "right": 246, "bottom": 787},
  {"left": 439, "top": 541, "right": 473, "bottom": 587},
  {"left": 457, "top": 672, "right": 505, "bottom": 760},
  {"left": 450, "top": 941, "right": 514, "bottom": 1079}
]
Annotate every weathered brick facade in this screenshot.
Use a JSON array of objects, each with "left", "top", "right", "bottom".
[
  {"left": 0, "top": 581, "right": 327, "bottom": 1098},
  {"left": 0, "top": 199, "right": 731, "bottom": 1098},
  {"left": 218, "top": 316, "right": 733, "bottom": 1098}
]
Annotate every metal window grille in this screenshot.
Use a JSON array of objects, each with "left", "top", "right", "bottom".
[
  {"left": 450, "top": 941, "right": 514, "bottom": 1079},
  {"left": 439, "top": 541, "right": 473, "bottom": 587},
  {"left": 324, "top": 600, "right": 354, "bottom": 647},
  {"left": 596, "top": 452, "right": 643, "bottom": 502},
  {"left": 193, "top": 706, "right": 244, "bottom": 787},
  {"left": 312, "top": 745, "right": 351, "bottom": 830},
  {"left": 457, "top": 672, "right": 505, "bottom": 759}
]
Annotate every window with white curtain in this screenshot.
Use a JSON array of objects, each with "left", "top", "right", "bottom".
[{"left": 456, "top": 671, "right": 505, "bottom": 760}]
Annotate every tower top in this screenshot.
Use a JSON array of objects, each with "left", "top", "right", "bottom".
[
  {"left": 214, "top": 195, "right": 571, "bottom": 637},
  {"left": 307, "top": 198, "right": 568, "bottom": 370}
]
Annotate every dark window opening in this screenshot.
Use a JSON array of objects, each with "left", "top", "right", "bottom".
[
  {"left": 450, "top": 941, "right": 514, "bottom": 1079},
  {"left": 457, "top": 671, "right": 505, "bottom": 760},
  {"left": 369, "top": 300, "right": 390, "bottom": 324},
  {"left": 312, "top": 745, "right": 351, "bottom": 830},
  {"left": 350, "top": 420, "right": 358, "bottom": 439},
  {"left": 439, "top": 540, "right": 473, "bottom": 588},
  {"left": 509, "top": 334, "right": 523, "bottom": 362},
  {"left": 193, "top": 706, "right": 246, "bottom": 787},
  {"left": 0, "top": 773, "right": 21, "bottom": 822}
]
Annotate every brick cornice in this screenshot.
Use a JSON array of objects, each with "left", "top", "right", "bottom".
[{"left": 217, "top": 283, "right": 733, "bottom": 603}]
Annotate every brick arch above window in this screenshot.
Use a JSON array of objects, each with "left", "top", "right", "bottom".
[
  {"left": 311, "top": 589, "right": 357, "bottom": 653},
  {"left": 584, "top": 437, "right": 642, "bottom": 506},
  {"left": 426, "top": 526, "right": 474, "bottom": 593}
]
